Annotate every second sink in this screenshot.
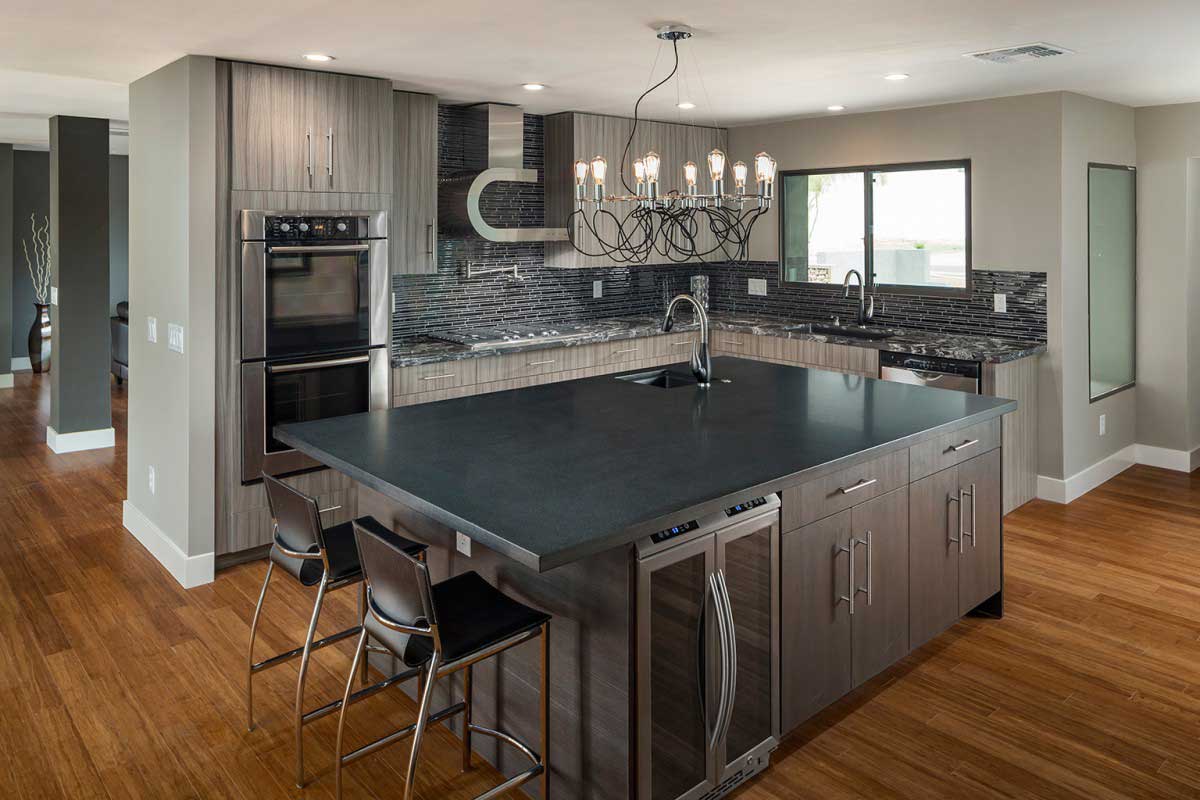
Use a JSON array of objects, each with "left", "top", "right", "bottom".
[{"left": 616, "top": 368, "right": 700, "bottom": 389}]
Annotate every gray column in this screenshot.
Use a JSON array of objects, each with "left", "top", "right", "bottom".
[
  {"left": 0, "top": 144, "right": 12, "bottom": 387},
  {"left": 48, "top": 116, "right": 111, "bottom": 451}
]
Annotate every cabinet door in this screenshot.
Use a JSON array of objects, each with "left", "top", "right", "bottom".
[
  {"left": 850, "top": 488, "right": 909, "bottom": 686},
  {"left": 393, "top": 92, "right": 439, "bottom": 274},
  {"left": 958, "top": 449, "right": 1002, "bottom": 615},
  {"left": 909, "top": 466, "right": 961, "bottom": 650},
  {"left": 716, "top": 514, "right": 779, "bottom": 780},
  {"left": 781, "top": 511, "right": 852, "bottom": 733},
  {"left": 314, "top": 73, "right": 393, "bottom": 193},
  {"left": 231, "top": 62, "right": 313, "bottom": 192}
]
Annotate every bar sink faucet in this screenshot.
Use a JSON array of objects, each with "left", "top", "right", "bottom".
[
  {"left": 662, "top": 293, "right": 712, "bottom": 387},
  {"left": 842, "top": 269, "right": 875, "bottom": 326}
]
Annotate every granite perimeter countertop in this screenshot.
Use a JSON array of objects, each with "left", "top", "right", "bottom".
[{"left": 392, "top": 312, "right": 1047, "bottom": 368}]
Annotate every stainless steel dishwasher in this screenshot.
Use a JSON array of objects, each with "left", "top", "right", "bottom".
[
  {"left": 879, "top": 350, "right": 981, "bottom": 393},
  {"left": 633, "top": 494, "right": 781, "bottom": 800}
]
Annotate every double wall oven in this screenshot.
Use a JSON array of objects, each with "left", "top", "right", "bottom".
[{"left": 239, "top": 210, "right": 389, "bottom": 483}]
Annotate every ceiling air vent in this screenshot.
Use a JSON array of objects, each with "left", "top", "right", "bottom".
[{"left": 964, "top": 42, "right": 1074, "bottom": 64}]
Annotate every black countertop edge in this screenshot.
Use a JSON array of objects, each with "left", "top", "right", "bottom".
[
  {"left": 276, "top": 397, "right": 1016, "bottom": 573},
  {"left": 391, "top": 313, "right": 1048, "bottom": 369}
]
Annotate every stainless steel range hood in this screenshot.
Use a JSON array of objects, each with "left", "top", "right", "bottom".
[{"left": 439, "top": 103, "right": 568, "bottom": 243}]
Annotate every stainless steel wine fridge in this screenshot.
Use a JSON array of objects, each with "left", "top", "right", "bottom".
[{"left": 634, "top": 494, "right": 781, "bottom": 800}]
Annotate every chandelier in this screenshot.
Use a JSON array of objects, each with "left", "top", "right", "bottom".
[{"left": 567, "top": 25, "right": 776, "bottom": 264}]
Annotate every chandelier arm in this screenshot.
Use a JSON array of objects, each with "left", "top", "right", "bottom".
[{"left": 620, "top": 37, "right": 680, "bottom": 195}]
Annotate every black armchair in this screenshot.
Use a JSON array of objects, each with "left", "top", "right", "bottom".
[{"left": 111, "top": 301, "right": 128, "bottom": 385}]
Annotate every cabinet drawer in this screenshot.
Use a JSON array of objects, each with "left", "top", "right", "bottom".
[
  {"left": 475, "top": 346, "right": 589, "bottom": 383},
  {"left": 910, "top": 418, "right": 1001, "bottom": 481},
  {"left": 660, "top": 332, "right": 701, "bottom": 361},
  {"left": 712, "top": 331, "right": 759, "bottom": 357},
  {"left": 393, "top": 360, "right": 478, "bottom": 395},
  {"left": 593, "top": 338, "right": 653, "bottom": 366},
  {"left": 783, "top": 449, "right": 909, "bottom": 530}
]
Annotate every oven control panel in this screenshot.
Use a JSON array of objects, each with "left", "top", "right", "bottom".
[{"left": 265, "top": 215, "right": 368, "bottom": 241}]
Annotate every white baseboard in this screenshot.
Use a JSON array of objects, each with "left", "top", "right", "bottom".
[
  {"left": 11, "top": 357, "right": 31, "bottom": 372},
  {"left": 0, "top": 373, "right": 11, "bottom": 389},
  {"left": 122, "top": 500, "right": 214, "bottom": 589},
  {"left": 1134, "top": 443, "right": 1200, "bottom": 473},
  {"left": 46, "top": 426, "right": 115, "bottom": 453},
  {"left": 1037, "top": 444, "right": 1137, "bottom": 504}
]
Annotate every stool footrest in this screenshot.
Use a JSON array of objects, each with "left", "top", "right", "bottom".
[
  {"left": 467, "top": 723, "right": 540, "bottom": 765},
  {"left": 303, "top": 665, "right": 422, "bottom": 726},
  {"left": 473, "top": 764, "right": 545, "bottom": 800},
  {"left": 341, "top": 701, "right": 466, "bottom": 766},
  {"left": 251, "top": 624, "right": 362, "bottom": 674}
]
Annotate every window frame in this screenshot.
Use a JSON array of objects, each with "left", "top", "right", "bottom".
[{"left": 777, "top": 158, "right": 973, "bottom": 298}]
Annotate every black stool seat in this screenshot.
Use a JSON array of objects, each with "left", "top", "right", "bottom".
[{"left": 284, "top": 516, "right": 426, "bottom": 587}]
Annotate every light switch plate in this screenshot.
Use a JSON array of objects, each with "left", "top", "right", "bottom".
[
  {"left": 148, "top": 465, "right": 156, "bottom": 495},
  {"left": 50, "top": 286, "right": 58, "bottom": 306},
  {"left": 455, "top": 531, "right": 472, "bottom": 557},
  {"left": 993, "top": 293, "right": 1007, "bottom": 313},
  {"left": 147, "top": 316, "right": 158, "bottom": 343},
  {"left": 167, "top": 323, "right": 184, "bottom": 354},
  {"left": 1099, "top": 414, "right": 1106, "bottom": 436},
  {"left": 593, "top": 280, "right": 603, "bottom": 298},
  {"left": 748, "top": 278, "right": 768, "bottom": 296}
]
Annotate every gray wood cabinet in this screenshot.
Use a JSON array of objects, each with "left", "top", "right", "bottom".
[
  {"left": 392, "top": 91, "right": 439, "bottom": 274},
  {"left": 230, "top": 62, "right": 392, "bottom": 194},
  {"left": 909, "top": 449, "right": 1003, "bottom": 650},
  {"left": 850, "top": 488, "right": 910, "bottom": 686}
]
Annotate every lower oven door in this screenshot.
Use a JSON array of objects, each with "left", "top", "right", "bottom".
[{"left": 240, "top": 348, "right": 389, "bottom": 483}]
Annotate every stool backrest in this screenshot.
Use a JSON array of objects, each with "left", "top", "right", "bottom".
[
  {"left": 353, "top": 520, "right": 437, "bottom": 637},
  {"left": 262, "top": 473, "right": 325, "bottom": 556}
]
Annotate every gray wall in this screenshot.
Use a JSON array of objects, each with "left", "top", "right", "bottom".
[
  {"left": 127, "top": 55, "right": 217, "bottom": 560},
  {"left": 0, "top": 145, "right": 11, "bottom": 377},
  {"left": 10, "top": 151, "right": 128, "bottom": 360}
]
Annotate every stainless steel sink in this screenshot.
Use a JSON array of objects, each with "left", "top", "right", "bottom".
[
  {"left": 784, "top": 322, "right": 896, "bottom": 341},
  {"left": 616, "top": 368, "right": 700, "bottom": 389}
]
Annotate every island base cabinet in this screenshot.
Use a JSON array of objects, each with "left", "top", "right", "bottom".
[
  {"left": 781, "top": 488, "right": 909, "bottom": 733},
  {"left": 910, "top": 449, "right": 1003, "bottom": 651}
]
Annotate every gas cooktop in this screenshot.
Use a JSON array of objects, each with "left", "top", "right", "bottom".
[{"left": 429, "top": 323, "right": 596, "bottom": 350}]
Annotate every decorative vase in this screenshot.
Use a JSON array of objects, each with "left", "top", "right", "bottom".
[{"left": 28, "top": 303, "right": 50, "bottom": 374}]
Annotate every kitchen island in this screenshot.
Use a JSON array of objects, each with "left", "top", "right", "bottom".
[{"left": 277, "top": 357, "right": 1016, "bottom": 800}]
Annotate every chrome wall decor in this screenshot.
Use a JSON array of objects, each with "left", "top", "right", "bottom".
[{"left": 568, "top": 25, "right": 776, "bottom": 264}]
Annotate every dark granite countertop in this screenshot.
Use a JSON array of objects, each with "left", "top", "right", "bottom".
[
  {"left": 392, "top": 312, "right": 1047, "bottom": 368},
  {"left": 278, "top": 357, "right": 1016, "bottom": 572}
]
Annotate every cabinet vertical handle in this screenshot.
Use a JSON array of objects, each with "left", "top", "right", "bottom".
[
  {"left": 715, "top": 570, "right": 737, "bottom": 745},
  {"left": 961, "top": 483, "right": 977, "bottom": 548},
  {"left": 326, "top": 127, "right": 334, "bottom": 179},
  {"left": 956, "top": 489, "right": 966, "bottom": 554},
  {"left": 305, "top": 130, "right": 313, "bottom": 178},
  {"left": 708, "top": 572, "right": 731, "bottom": 751},
  {"left": 425, "top": 223, "right": 434, "bottom": 255},
  {"left": 948, "top": 494, "right": 962, "bottom": 549},
  {"left": 855, "top": 530, "right": 873, "bottom": 606},
  {"left": 839, "top": 540, "right": 855, "bottom": 615}
]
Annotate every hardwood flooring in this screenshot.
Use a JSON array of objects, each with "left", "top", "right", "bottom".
[{"left": 3, "top": 372, "right": 1200, "bottom": 798}]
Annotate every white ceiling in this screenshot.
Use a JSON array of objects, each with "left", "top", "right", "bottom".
[{"left": 2, "top": 0, "right": 1200, "bottom": 148}]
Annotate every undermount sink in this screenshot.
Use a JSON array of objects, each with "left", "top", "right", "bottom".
[
  {"left": 785, "top": 322, "right": 896, "bottom": 341},
  {"left": 616, "top": 368, "right": 700, "bottom": 389}
]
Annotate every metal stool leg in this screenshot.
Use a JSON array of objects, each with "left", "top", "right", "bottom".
[
  {"left": 403, "top": 654, "right": 442, "bottom": 800},
  {"left": 540, "top": 621, "right": 550, "bottom": 799},
  {"left": 295, "top": 573, "right": 330, "bottom": 788},
  {"left": 461, "top": 665, "right": 473, "bottom": 772},
  {"left": 335, "top": 627, "right": 369, "bottom": 800},
  {"left": 246, "top": 561, "right": 275, "bottom": 732},
  {"left": 357, "top": 581, "right": 370, "bottom": 686}
]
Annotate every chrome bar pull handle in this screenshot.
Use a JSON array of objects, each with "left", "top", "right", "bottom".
[
  {"left": 425, "top": 223, "right": 434, "bottom": 255},
  {"left": 950, "top": 438, "right": 979, "bottom": 453},
  {"left": 305, "top": 130, "right": 313, "bottom": 177},
  {"left": 855, "top": 531, "right": 873, "bottom": 606},
  {"left": 420, "top": 373, "right": 456, "bottom": 382},
  {"left": 318, "top": 505, "right": 342, "bottom": 515},
  {"left": 839, "top": 540, "right": 856, "bottom": 615},
  {"left": 948, "top": 494, "right": 962, "bottom": 548},
  {"left": 715, "top": 570, "right": 737, "bottom": 746},
  {"left": 708, "top": 572, "right": 731, "bottom": 751},
  {"left": 527, "top": 360, "right": 556, "bottom": 367},
  {"left": 839, "top": 477, "right": 877, "bottom": 495},
  {"left": 957, "top": 489, "right": 966, "bottom": 554},
  {"left": 326, "top": 127, "right": 334, "bottom": 178},
  {"left": 961, "top": 483, "right": 977, "bottom": 547}
]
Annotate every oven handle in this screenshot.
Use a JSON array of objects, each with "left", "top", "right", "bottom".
[
  {"left": 267, "top": 244, "right": 370, "bottom": 254},
  {"left": 266, "top": 354, "right": 370, "bottom": 374}
]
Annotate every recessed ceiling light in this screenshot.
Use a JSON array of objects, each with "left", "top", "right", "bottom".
[
  {"left": 677, "top": 101, "right": 696, "bottom": 110},
  {"left": 522, "top": 83, "right": 546, "bottom": 91},
  {"left": 827, "top": 105, "right": 846, "bottom": 112},
  {"left": 884, "top": 73, "right": 910, "bottom": 81},
  {"left": 303, "top": 53, "right": 335, "bottom": 62}
]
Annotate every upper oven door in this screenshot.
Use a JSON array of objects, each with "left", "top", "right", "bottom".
[{"left": 241, "top": 238, "right": 388, "bottom": 360}]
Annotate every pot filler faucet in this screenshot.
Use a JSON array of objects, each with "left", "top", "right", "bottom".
[
  {"left": 842, "top": 269, "right": 875, "bottom": 325},
  {"left": 662, "top": 293, "right": 712, "bottom": 387}
]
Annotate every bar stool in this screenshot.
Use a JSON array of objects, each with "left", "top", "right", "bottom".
[
  {"left": 246, "top": 473, "right": 427, "bottom": 788},
  {"left": 334, "top": 519, "right": 551, "bottom": 800}
]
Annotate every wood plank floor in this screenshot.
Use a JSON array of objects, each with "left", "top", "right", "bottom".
[{"left": 3, "top": 372, "right": 1200, "bottom": 798}]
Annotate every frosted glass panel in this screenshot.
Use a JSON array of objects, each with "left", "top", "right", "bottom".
[{"left": 1088, "top": 165, "right": 1136, "bottom": 400}]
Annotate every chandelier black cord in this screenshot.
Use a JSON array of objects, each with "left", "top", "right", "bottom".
[{"left": 619, "top": 37, "right": 680, "bottom": 195}]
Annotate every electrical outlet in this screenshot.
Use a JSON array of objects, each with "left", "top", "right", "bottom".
[
  {"left": 148, "top": 465, "right": 156, "bottom": 495},
  {"left": 748, "top": 278, "right": 768, "bottom": 296},
  {"left": 50, "top": 286, "right": 58, "bottom": 306},
  {"left": 993, "top": 293, "right": 1007, "bottom": 313},
  {"left": 167, "top": 323, "right": 184, "bottom": 354},
  {"left": 593, "top": 280, "right": 603, "bottom": 298},
  {"left": 1099, "top": 414, "right": 1107, "bottom": 436},
  {"left": 455, "top": 531, "right": 472, "bottom": 557},
  {"left": 147, "top": 316, "right": 158, "bottom": 343}
]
